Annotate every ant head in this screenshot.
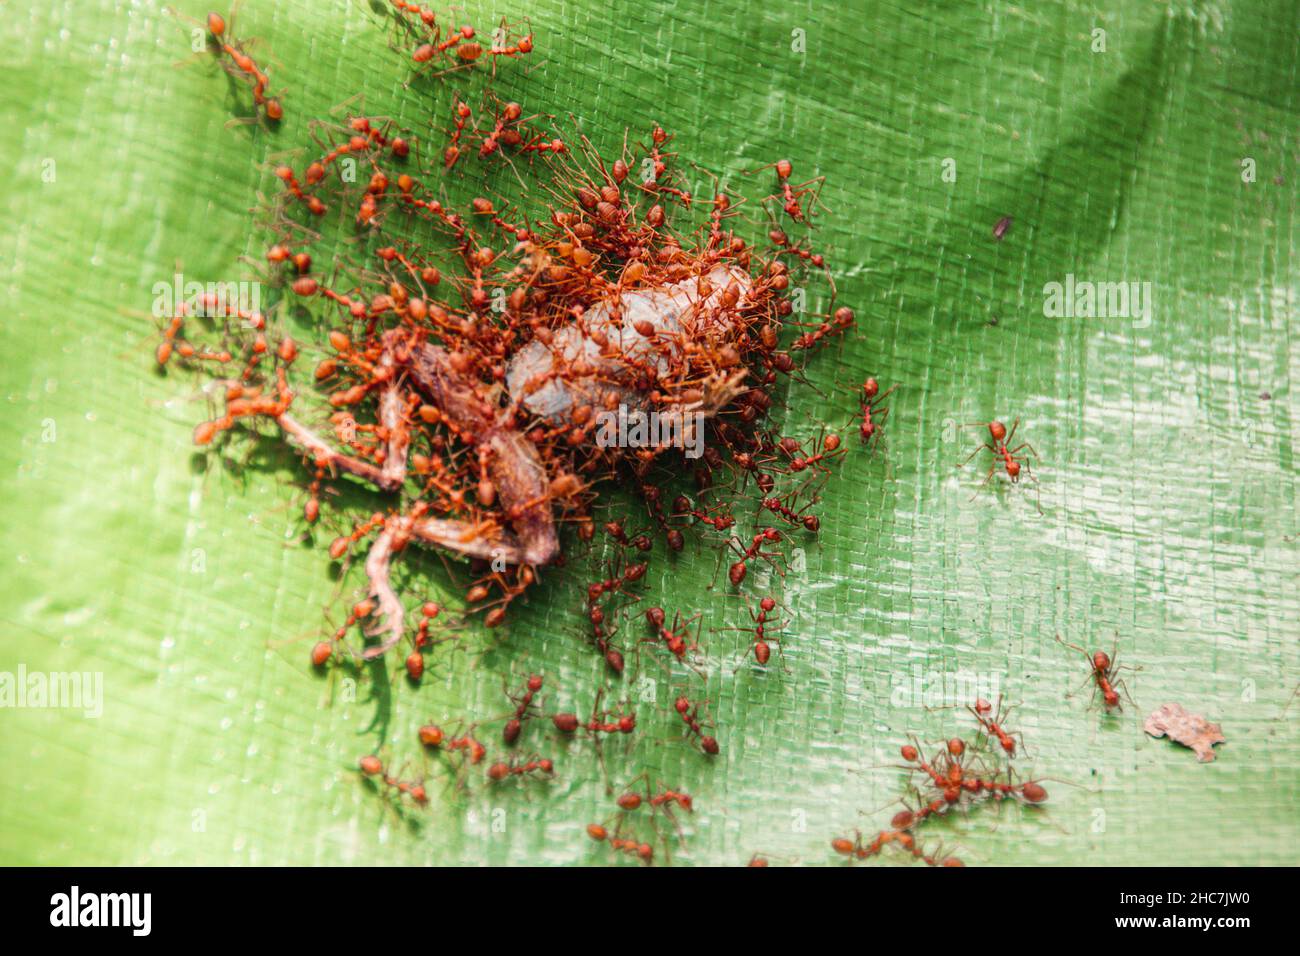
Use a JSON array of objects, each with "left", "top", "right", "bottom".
[
  {"left": 974, "top": 698, "right": 992, "bottom": 715},
  {"left": 1093, "top": 650, "right": 1111, "bottom": 672},
  {"left": 989, "top": 420, "right": 1007, "bottom": 442},
  {"left": 863, "top": 377, "right": 879, "bottom": 398},
  {"left": 759, "top": 597, "right": 777, "bottom": 612}
]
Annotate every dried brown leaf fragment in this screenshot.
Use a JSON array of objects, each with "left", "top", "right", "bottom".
[{"left": 1144, "top": 703, "right": 1225, "bottom": 762}]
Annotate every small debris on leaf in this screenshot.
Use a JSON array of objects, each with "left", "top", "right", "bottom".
[
  {"left": 992, "top": 215, "right": 1013, "bottom": 240},
  {"left": 1144, "top": 703, "right": 1225, "bottom": 762}
]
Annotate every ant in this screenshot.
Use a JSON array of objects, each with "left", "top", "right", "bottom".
[
  {"left": 961, "top": 418, "right": 1042, "bottom": 510},
  {"left": 585, "top": 556, "right": 648, "bottom": 604},
  {"left": 968, "top": 696, "right": 1025, "bottom": 757},
  {"left": 789, "top": 306, "right": 854, "bottom": 351},
  {"left": 604, "top": 519, "right": 653, "bottom": 552},
  {"left": 672, "top": 495, "right": 737, "bottom": 534},
  {"left": 415, "top": 718, "right": 485, "bottom": 762},
  {"left": 551, "top": 689, "right": 636, "bottom": 737},
  {"left": 641, "top": 483, "right": 685, "bottom": 552},
  {"left": 586, "top": 601, "right": 629, "bottom": 674},
  {"left": 204, "top": 10, "right": 282, "bottom": 122},
  {"left": 760, "top": 488, "right": 821, "bottom": 532},
  {"left": 486, "top": 754, "right": 555, "bottom": 783},
  {"left": 858, "top": 378, "right": 895, "bottom": 446},
  {"left": 721, "top": 596, "right": 788, "bottom": 667},
  {"left": 502, "top": 673, "right": 544, "bottom": 744},
  {"left": 585, "top": 821, "right": 654, "bottom": 865},
  {"left": 615, "top": 772, "right": 695, "bottom": 837},
  {"left": 754, "top": 158, "right": 825, "bottom": 224},
  {"left": 672, "top": 694, "right": 719, "bottom": 755},
  {"left": 831, "top": 828, "right": 911, "bottom": 861},
  {"left": 643, "top": 606, "right": 703, "bottom": 667},
  {"left": 1055, "top": 634, "right": 1136, "bottom": 712},
  {"left": 726, "top": 527, "right": 783, "bottom": 586},
  {"left": 776, "top": 431, "right": 843, "bottom": 475},
  {"left": 358, "top": 754, "right": 429, "bottom": 806},
  {"left": 895, "top": 737, "right": 978, "bottom": 804}
]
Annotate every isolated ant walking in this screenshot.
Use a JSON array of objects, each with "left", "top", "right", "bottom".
[
  {"left": 1055, "top": 634, "right": 1136, "bottom": 712},
  {"left": 960, "top": 418, "right": 1042, "bottom": 511}
]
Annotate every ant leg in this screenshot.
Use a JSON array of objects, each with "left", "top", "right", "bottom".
[
  {"left": 1055, "top": 633, "right": 1088, "bottom": 657},
  {"left": 1008, "top": 440, "right": 1041, "bottom": 461},
  {"left": 958, "top": 442, "right": 995, "bottom": 468}
]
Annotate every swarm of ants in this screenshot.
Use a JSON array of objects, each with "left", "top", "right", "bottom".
[
  {"left": 166, "top": 6, "right": 861, "bottom": 660},
  {"left": 834, "top": 698, "right": 1051, "bottom": 868},
  {"left": 162, "top": 5, "right": 1071, "bottom": 865}
]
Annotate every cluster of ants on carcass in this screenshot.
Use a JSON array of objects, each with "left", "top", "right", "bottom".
[{"left": 157, "top": 6, "right": 1143, "bottom": 865}]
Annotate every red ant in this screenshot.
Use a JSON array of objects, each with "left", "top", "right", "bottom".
[
  {"left": 721, "top": 596, "right": 788, "bottom": 666},
  {"left": 671, "top": 495, "right": 736, "bottom": 533},
  {"left": 486, "top": 754, "right": 555, "bottom": 782},
  {"left": 420, "top": 722, "right": 487, "bottom": 768},
  {"left": 672, "top": 695, "right": 719, "bottom": 755},
  {"left": 358, "top": 754, "right": 428, "bottom": 805},
  {"left": 789, "top": 306, "right": 854, "bottom": 351},
  {"left": 776, "top": 431, "right": 843, "bottom": 475},
  {"left": 831, "top": 828, "right": 911, "bottom": 861},
  {"left": 586, "top": 602, "right": 627, "bottom": 674},
  {"left": 727, "top": 527, "right": 782, "bottom": 586},
  {"left": 205, "top": 10, "right": 282, "bottom": 122},
  {"left": 585, "top": 556, "right": 648, "bottom": 604},
  {"left": 858, "top": 378, "right": 895, "bottom": 446},
  {"left": 968, "top": 697, "right": 1024, "bottom": 757},
  {"left": 1055, "top": 634, "right": 1134, "bottom": 712},
  {"left": 502, "top": 673, "right": 544, "bottom": 744},
  {"left": 585, "top": 822, "right": 654, "bottom": 865},
  {"left": 760, "top": 489, "right": 821, "bottom": 532},
  {"left": 444, "top": 97, "right": 473, "bottom": 168},
  {"left": 768, "top": 225, "right": 826, "bottom": 269},
  {"left": 897, "top": 739, "right": 972, "bottom": 802},
  {"left": 551, "top": 689, "right": 636, "bottom": 737},
  {"left": 644, "top": 606, "right": 702, "bottom": 665},
  {"left": 755, "top": 158, "right": 825, "bottom": 224},
  {"left": 731, "top": 450, "right": 777, "bottom": 496},
  {"left": 604, "top": 519, "right": 653, "bottom": 552},
  {"left": 615, "top": 773, "right": 695, "bottom": 831},
  {"left": 641, "top": 483, "right": 685, "bottom": 552},
  {"left": 961, "top": 418, "right": 1042, "bottom": 508}
]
